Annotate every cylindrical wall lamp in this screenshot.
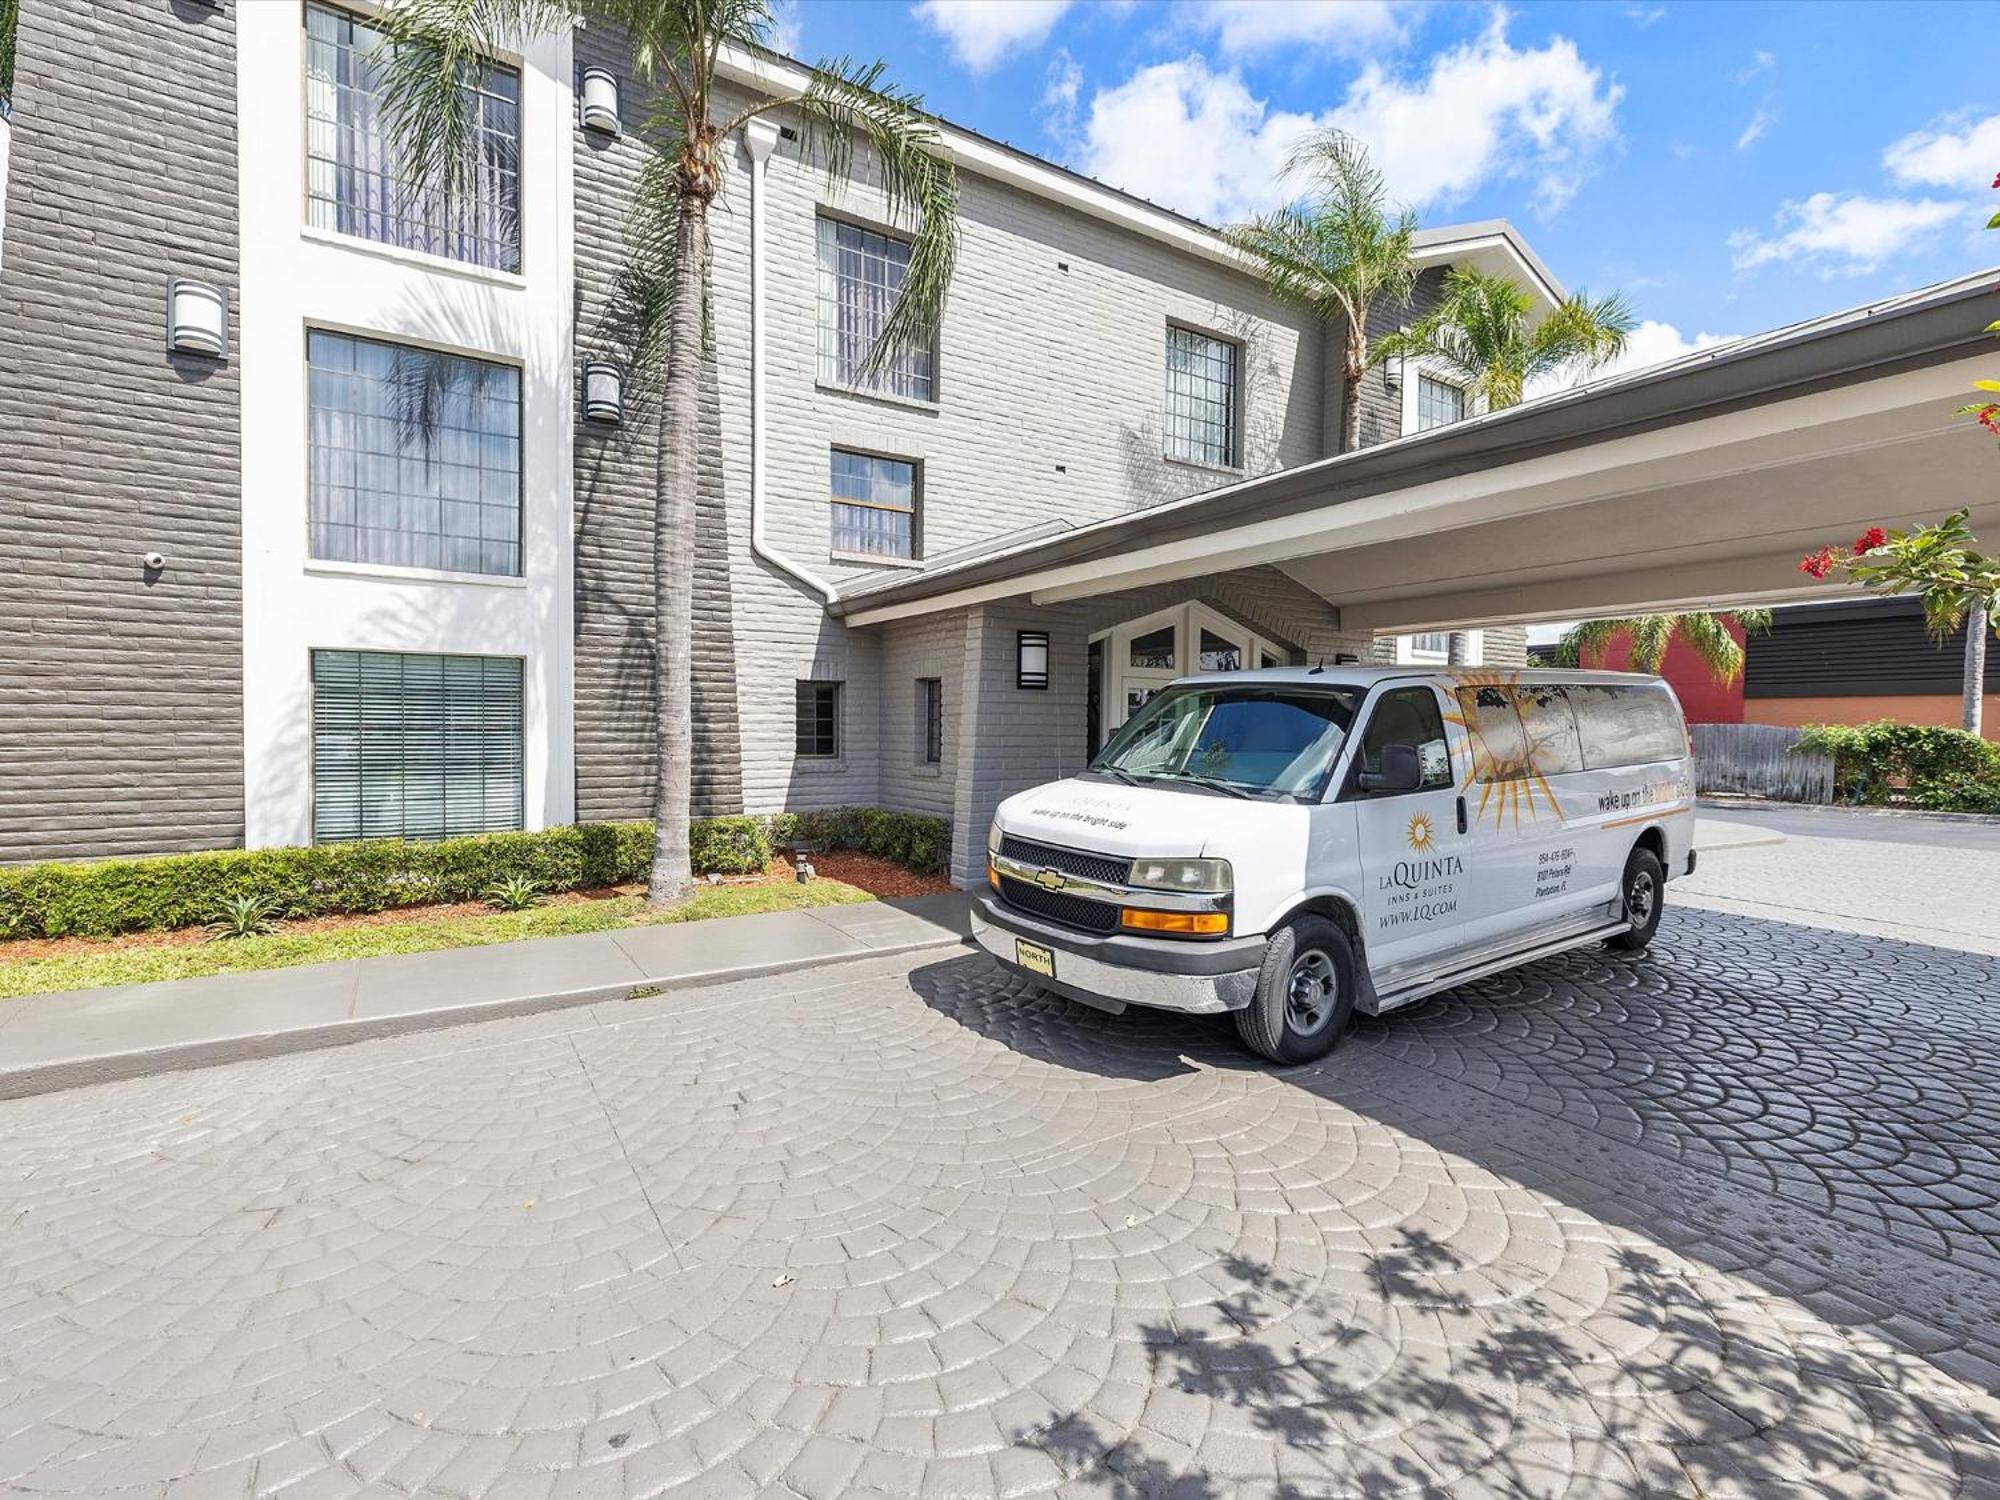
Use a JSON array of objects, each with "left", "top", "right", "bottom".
[
  {"left": 580, "top": 68, "right": 621, "bottom": 135},
  {"left": 1017, "top": 630, "right": 1051, "bottom": 691},
  {"left": 582, "top": 361, "right": 623, "bottom": 424},
  {"left": 167, "top": 279, "right": 227, "bottom": 358}
]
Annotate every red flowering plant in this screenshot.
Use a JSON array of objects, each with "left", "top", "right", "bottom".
[{"left": 1798, "top": 511, "right": 2000, "bottom": 643}]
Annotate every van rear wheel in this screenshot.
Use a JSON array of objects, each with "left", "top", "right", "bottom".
[
  {"left": 1606, "top": 846, "right": 1666, "bottom": 952},
  {"left": 1234, "top": 916, "right": 1356, "bottom": 1065}
]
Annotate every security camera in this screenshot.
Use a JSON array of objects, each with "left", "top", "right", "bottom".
[{"left": 143, "top": 552, "right": 166, "bottom": 571}]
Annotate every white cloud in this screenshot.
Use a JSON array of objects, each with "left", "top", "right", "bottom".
[
  {"left": 1595, "top": 320, "right": 1738, "bottom": 379},
  {"left": 765, "top": 0, "right": 802, "bottom": 57},
  {"left": 1733, "top": 49, "right": 1775, "bottom": 84},
  {"left": 912, "top": 0, "right": 1073, "bottom": 72},
  {"left": 1077, "top": 58, "right": 1317, "bottom": 222},
  {"left": 1730, "top": 192, "right": 1962, "bottom": 274},
  {"left": 1622, "top": 5, "right": 1666, "bottom": 26},
  {"left": 1073, "top": 15, "right": 1620, "bottom": 224},
  {"left": 1042, "top": 48, "right": 1083, "bottom": 147},
  {"left": 1883, "top": 112, "right": 2000, "bottom": 192},
  {"left": 1735, "top": 108, "right": 1772, "bottom": 151},
  {"left": 1185, "top": 0, "right": 1413, "bottom": 59},
  {"left": 1327, "top": 13, "right": 1622, "bottom": 215}
]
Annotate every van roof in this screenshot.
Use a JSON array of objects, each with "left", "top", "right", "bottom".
[{"left": 1178, "top": 666, "right": 1667, "bottom": 689}]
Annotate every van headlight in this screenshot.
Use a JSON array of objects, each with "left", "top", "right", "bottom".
[
  {"left": 1127, "top": 857, "right": 1232, "bottom": 894},
  {"left": 987, "top": 820, "right": 1002, "bottom": 857}
]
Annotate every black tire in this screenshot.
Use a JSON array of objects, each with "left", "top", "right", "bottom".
[
  {"left": 1234, "top": 916, "right": 1356, "bottom": 1065},
  {"left": 1605, "top": 846, "right": 1666, "bottom": 952}
]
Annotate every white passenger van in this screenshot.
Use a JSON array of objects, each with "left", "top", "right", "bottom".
[{"left": 972, "top": 667, "right": 1696, "bottom": 1063}]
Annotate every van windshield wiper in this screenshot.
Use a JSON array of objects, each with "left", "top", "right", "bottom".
[
  {"left": 1094, "top": 766, "right": 1149, "bottom": 787},
  {"left": 1154, "top": 771, "right": 1254, "bottom": 799}
]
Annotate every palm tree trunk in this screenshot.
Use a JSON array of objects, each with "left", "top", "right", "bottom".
[
  {"left": 1339, "top": 330, "right": 1365, "bottom": 454},
  {"left": 646, "top": 191, "right": 707, "bottom": 907},
  {"left": 1964, "top": 594, "right": 1989, "bottom": 738}
]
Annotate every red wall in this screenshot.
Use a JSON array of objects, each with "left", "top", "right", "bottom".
[{"left": 1580, "top": 621, "right": 1747, "bottom": 724}]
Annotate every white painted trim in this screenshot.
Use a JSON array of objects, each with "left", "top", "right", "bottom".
[
  {"left": 746, "top": 117, "right": 838, "bottom": 604},
  {"left": 0, "top": 115, "right": 11, "bottom": 273},
  {"left": 840, "top": 357, "right": 1985, "bottom": 628},
  {"left": 235, "top": 6, "right": 576, "bottom": 848}
]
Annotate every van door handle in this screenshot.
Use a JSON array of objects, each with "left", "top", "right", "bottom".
[{"left": 1455, "top": 796, "right": 1468, "bottom": 835}]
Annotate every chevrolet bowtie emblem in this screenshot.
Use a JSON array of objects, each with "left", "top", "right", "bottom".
[{"left": 1035, "top": 868, "right": 1067, "bottom": 892}]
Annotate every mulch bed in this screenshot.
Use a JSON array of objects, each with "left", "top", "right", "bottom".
[{"left": 0, "top": 850, "right": 953, "bottom": 965}]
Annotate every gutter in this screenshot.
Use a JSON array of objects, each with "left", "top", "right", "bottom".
[{"left": 744, "top": 118, "right": 837, "bottom": 605}]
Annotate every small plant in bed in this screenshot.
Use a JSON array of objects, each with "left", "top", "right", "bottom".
[
  {"left": 205, "top": 893, "right": 283, "bottom": 942},
  {"left": 485, "top": 875, "right": 547, "bottom": 912}
]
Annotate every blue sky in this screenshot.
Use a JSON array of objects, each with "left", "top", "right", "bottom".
[{"left": 775, "top": 0, "right": 2000, "bottom": 376}]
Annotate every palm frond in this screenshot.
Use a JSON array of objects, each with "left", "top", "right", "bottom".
[
  {"left": 1527, "top": 288, "right": 1635, "bottom": 387},
  {"left": 0, "top": 0, "right": 18, "bottom": 113},
  {"left": 607, "top": 142, "right": 699, "bottom": 400},
  {"left": 1674, "top": 612, "right": 1747, "bottom": 684},
  {"left": 1625, "top": 616, "right": 1675, "bottom": 673},
  {"left": 766, "top": 56, "right": 959, "bottom": 381},
  {"left": 373, "top": 0, "right": 579, "bottom": 202},
  {"left": 1556, "top": 618, "right": 1625, "bottom": 668}
]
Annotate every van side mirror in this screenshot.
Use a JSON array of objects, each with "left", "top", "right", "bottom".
[{"left": 1358, "top": 743, "right": 1423, "bottom": 794}]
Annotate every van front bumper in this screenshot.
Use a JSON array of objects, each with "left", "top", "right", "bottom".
[{"left": 970, "top": 895, "right": 1266, "bottom": 1015}]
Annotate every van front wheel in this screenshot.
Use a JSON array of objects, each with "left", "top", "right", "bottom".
[
  {"left": 1606, "top": 846, "right": 1666, "bottom": 953},
  {"left": 1234, "top": 916, "right": 1355, "bottom": 1065}
]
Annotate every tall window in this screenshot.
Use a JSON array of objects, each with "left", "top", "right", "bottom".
[
  {"left": 1417, "top": 375, "right": 1467, "bottom": 431},
  {"left": 816, "top": 217, "right": 935, "bottom": 400},
  {"left": 308, "top": 330, "right": 523, "bottom": 577},
  {"left": 830, "top": 449, "right": 918, "bottom": 560},
  {"left": 304, "top": 2, "right": 522, "bottom": 273},
  {"left": 311, "top": 650, "right": 523, "bottom": 842},
  {"left": 796, "top": 681, "right": 842, "bottom": 758},
  {"left": 1164, "top": 325, "right": 1238, "bottom": 467},
  {"left": 918, "top": 678, "right": 943, "bottom": 764}
]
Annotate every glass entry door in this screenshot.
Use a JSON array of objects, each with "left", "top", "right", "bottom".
[{"left": 1097, "top": 603, "right": 1284, "bottom": 739}]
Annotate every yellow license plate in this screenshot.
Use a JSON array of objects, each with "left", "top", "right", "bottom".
[{"left": 1015, "top": 939, "right": 1056, "bottom": 977}]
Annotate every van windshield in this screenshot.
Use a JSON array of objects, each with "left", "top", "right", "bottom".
[{"left": 1088, "top": 683, "right": 1362, "bottom": 801}]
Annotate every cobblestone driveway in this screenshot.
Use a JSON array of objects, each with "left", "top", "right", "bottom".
[{"left": 2, "top": 909, "right": 1997, "bottom": 1498}]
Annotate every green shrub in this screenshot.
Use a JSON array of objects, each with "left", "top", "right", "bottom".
[
  {"left": 687, "top": 815, "right": 772, "bottom": 875},
  {"left": 770, "top": 808, "right": 951, "bottom": 875},
  {"left": 1907, "top": 773, "right": 2000, "bottom": 815},
  {"left": 1793, "top": 720, "right": 2000, "bottom": 804},
  {"left": 0, "top": 808, "right": 950, "bottom": 941}
]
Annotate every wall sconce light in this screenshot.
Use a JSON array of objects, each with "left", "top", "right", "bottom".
[
  {"left": 582, "top": 362, "right": 623, "bottom": 424},
  {"left": 580, "top": 67, "right": 621, "bottom": 135},
  {"left": 1384, "top": 334, "right": 1406, "bottom": 393},
  {"left": 1017, "top": 630, "right": 1050, "bottom": 691},
  {"left": 167, "top": 278, "right": 227, "bottom": 358}
]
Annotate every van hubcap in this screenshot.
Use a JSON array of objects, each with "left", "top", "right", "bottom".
[
  {"left": 1286, "top": 950, "right": 1338, "bottom": 1036},
  {"left": 1627, "top": 869, "right": 1657, "bottom": 928}
]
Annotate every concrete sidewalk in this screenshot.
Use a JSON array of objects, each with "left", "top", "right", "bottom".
[{"left": 0, "top": 893, "right": 973, "bottom": 1100}]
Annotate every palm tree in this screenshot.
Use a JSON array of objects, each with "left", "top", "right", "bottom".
[
  {"left": 1229, "top": 130, "right": 1416, "bottom": 455},
  {"left": 1553, "top": 610, "right": 1774, "bottom": 685},
  {"left": 377, "top": 0, "right": 958, "bottom": 906},
  {"left": 1374, "top": 265, "right": 1635, "bottom": 412}
]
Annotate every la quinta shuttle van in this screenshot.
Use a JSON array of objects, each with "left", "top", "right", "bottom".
[{"left": 972, "top": 667, "right": 1696, "bottom": 1063}]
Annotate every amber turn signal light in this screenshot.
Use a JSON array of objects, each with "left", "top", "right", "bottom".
[
  {"left": 988, "top": 863, "right": 1000, "bottom": 890},
  {"left": 1119, "top": 908, "right": 1228, "bottom": 936}
]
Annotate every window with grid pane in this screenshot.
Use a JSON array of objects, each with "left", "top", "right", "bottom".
[
  {"left": 1416, "top": 374, "right": 1467, "bottom": 431},
  {"left": 1409, "top": 632, "right": 1451, "bottom": 659},
  {"left": 304, "top": 3, "right": 521, "bottom": 272},
  {"left": 816, "top": 217, "right": 935, "bottom": 400},
  {"left": 311, "top": 651, "right": 523, "bottom": 842},
  {"left": 308, "top": 330, "right": 522, "bottom": 577},
  {"left": 918, "top": 678, "right": 943, "bottom": 764},
  {"left": 830, "top": 449, "right": 918, "bottom": 560},
  {"left": 1163, "top": 325, "right": 1238, "bottom": 466},
  {"left": 796, "top": 681, "right": 841, "bottom": 758}
]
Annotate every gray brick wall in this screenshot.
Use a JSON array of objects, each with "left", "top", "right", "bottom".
[{"left": 0, "top": 0, "right": 243, "bottom": 863}]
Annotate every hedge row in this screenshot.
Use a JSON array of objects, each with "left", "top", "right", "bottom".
[
  {"left": 0, "top": 809, "right": 950, "bottom": 940},
  {"left": 1792, "top": 720, "right": 2000, "bottom": 812}
]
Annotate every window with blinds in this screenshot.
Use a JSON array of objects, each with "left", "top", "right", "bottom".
[
  {"left": 830, "top": 448, "right": 919, "bottom": 560},
  {"left": 816, "top": 216, "right": 935, "bottom": 400},
  {"left": 311, "top": 650, "right": 524, "bottom": 842}
]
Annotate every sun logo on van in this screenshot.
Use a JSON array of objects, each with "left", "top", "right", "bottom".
[
  {"left": 1440, "top": 670, "right": 1564, "bottom": 831},
  {"left": 1406, "top": 812, "right": 1436, "bottom": 852}
]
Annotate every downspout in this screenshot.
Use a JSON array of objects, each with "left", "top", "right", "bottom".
[
  {"left": 0, "top": 112, "right": 12, "bottom": 274},
  {"left": 743, "top": 117, "right": 837, "bottom": 605}
]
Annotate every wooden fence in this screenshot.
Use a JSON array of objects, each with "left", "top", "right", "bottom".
[{"left": 1690, "top": 723, "right": 1834, "bottom": 803}]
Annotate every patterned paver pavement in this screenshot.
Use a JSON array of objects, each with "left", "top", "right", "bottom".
[{"left": 1, "top": 908, "right": 1997, "bottom": 1498}]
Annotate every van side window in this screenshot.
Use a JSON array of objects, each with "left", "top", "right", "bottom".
[
  {"left": 1568, "top": 684, "right": 1685, "bottom": 768},
  {"left": 1452, "top": 685, "right": 1532, "bottom": 782},
  {"left": 1355, "top": 688, "right": 1453, "bottom": 793},
  {"left": 1514, "top": 684, "right": 1586, "bottom": 775}
]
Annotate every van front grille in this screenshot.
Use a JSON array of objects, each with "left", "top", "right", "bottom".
[
  {"left": 998, "top": 876, "right": 1120, "bottom": 934},
  {"left": 998, "top": 837, "right": 1131, "bottom": 887}
]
